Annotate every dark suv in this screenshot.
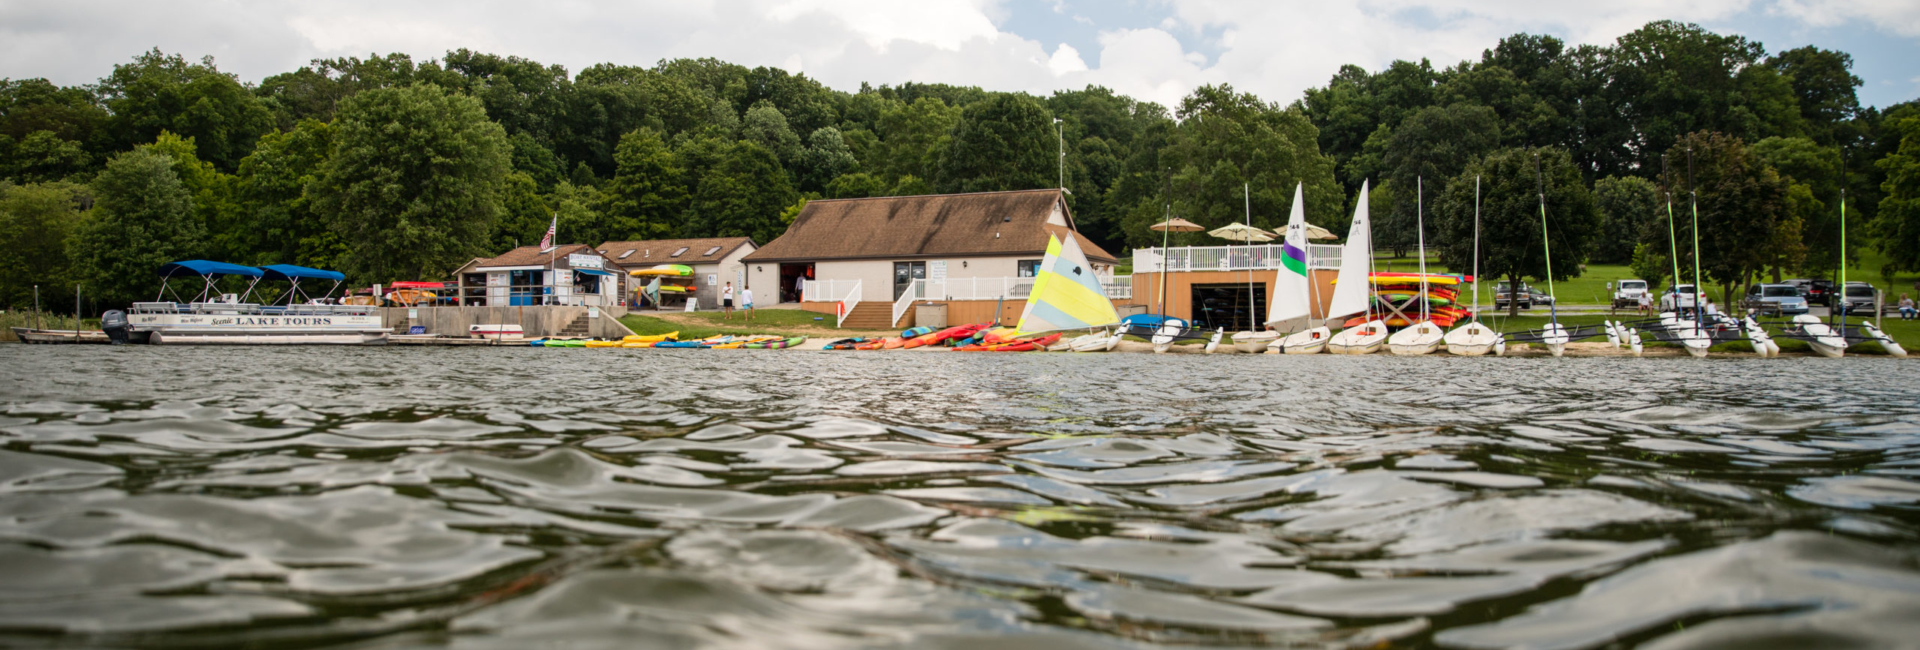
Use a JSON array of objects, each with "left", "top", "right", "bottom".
[{"left": 1804, "top": 279, "right": 1835, "bottom": 306}]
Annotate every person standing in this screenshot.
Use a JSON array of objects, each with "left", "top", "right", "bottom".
[
  {"left": 741, "top": 287, "right": 755, "bottom": 321},
  {"left": 722, "top": 282, "right": 735, "bottom": 320}
]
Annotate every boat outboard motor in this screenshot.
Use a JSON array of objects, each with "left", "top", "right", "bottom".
[{"left": 101, "top": 310, "right": 129, "bottom": 345}]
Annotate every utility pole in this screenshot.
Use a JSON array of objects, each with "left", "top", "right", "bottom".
[{"left": 1053, "top": 118, "right": 1068, "bottom": 194}]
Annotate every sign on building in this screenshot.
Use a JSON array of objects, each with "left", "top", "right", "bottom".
[
  {"left": 929, "top": 260, "right": 947, "bottom": 281},
  {"left": 567, "top": 254, "right": 603, "bottom": 269}
]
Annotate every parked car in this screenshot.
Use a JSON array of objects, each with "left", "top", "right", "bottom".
[
  {"left": 1744, "top": 283, "right": 1809, "bottom": 315},
  {"left": 1612, "top": 279, "right": 1650, "bottom": 309},
  {"left": 1494, "top": 281, "right": 1532, "bottom": 310},
  {"left": 1793, "top": 279, "right": 1835, "bottom": 306},
  {"left": 1836, "top": 282, "right": 1879, "bottom": 315},
  {"left": 1660, "top": 284, "right": 1707, "bottom": 312},
  {"left": 1528, "top": 287, "right": 1556, "bottom": 306}
]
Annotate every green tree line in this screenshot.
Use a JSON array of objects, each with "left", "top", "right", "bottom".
[{"left": 1, "top": 19, "right": 1916, "bottom": 309}]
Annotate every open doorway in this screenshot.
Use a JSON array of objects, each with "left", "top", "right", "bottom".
[
  {"left": 779, "top": 263, "right": 814, "bottom": 303},
  {"left": 1190, "top": 283, "right": 1266, "bottom": 331}
]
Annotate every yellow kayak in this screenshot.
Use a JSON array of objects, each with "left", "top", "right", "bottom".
[
  {"left": 584, "top": 340, "right": 621, "bottom": 348},
  {"left": 622, "top": 332, "right": 678, "bottom": 343},
  {"left": 620, "top": 341, "right": 656, "bottom": 348}
]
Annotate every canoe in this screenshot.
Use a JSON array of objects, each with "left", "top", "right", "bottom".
[{"left": 628, "top": 264, "right": 694, "bottom": 277}]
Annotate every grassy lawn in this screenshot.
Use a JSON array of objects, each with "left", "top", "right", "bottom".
[{"left": 1374, "top": 253, "right": 1641, "bottom": 307}]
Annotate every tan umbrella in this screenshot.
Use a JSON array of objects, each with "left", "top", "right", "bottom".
[
  {"left": 1208, "top": 223, "right": 1276, "bottom": 243},
  {"left": 1305, "top": 223, "right": 1337, "bottom": 240},
  {"left": 1150, "top": 217, "right": 1205, "bottom": 233}
]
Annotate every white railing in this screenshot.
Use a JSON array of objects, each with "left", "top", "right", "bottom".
[
  {"left": 891, "top": 282, "right": 919, "bottom": 328},
  {"left": 1105, "top": 276, "right": 1132, "bottom": 299},
  {"left": 802, "top": 279, "right": 862, "bottom": 303},
  {"left": 836, "top": 280, "right": 862, "bottom": 328},
  {"left": 1131, "top": 244, "right": 1343, "bottom": 273}
]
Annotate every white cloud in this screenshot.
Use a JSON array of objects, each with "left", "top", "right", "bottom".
[
  {"left": 1770, "top": 0, "right": 1920, "bottom": 36},
  {"left": 1048, "top": 43, "right": 1088, "bottom": 75}
]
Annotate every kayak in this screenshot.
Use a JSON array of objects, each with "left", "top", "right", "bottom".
[
  {"left": 653, "top": 340, "right": 708, "bottom": 348},
  {"left": 620, "top": 341, "right": 657, "bottom": 348},
  {"left": 747, "top": 336, "right": 807, "bottom": 349},
  {"left": 628, "top": 264, "right": 694, "bottom": 277},
  {"left": 825, "top": 337, "right": 867, "bottom": 350},
  {"left": 622, "top": 332, "right": 678, "bottom": 343},
  {"left": 585, "top": 340, "right": 620, "bottom": 348},
  {"left": 881, "top": 337, "right": 905, "bottom": 350}
]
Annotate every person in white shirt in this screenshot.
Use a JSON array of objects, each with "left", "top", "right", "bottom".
[
  {"left": 740, "top": 287, "right": 755, "bottom": 321},
  {"left": 721, "top": 282, "right": 735, "bottom": 320}
]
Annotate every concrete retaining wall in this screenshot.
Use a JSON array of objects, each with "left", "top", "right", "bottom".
[{"left": 377, "top": 305, "right": 634, "bottom": 339}]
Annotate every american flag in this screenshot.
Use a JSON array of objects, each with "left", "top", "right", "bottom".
[{"left": 539, "top": 214, "right": 556, "bottom": 251}]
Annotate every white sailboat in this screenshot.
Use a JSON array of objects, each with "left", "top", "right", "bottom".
[
  {"left": 1232, "top": 183, "right": 1280, "bottom": 353},
  {"left": 1325, "top": 182, "right": 1388, "bottom": 355},
  {"left": 1259, "top": 183, "right": 1328, "bottom": 354},
  {"left": 1013, "top": 234, "right": 1125, "bottom": 352},
  {"left": 1445, "top": 176, "right": 1498, "bottom": 356},
  {"left": 1388, "top": 177, "right": 1443, "bottom": 355}
]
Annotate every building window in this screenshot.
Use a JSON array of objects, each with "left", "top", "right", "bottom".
[
  {"left": 1017, "top": 259, "right": 1042, "bottom": 277},
  {"left": 671, "top": 247, "right": 689, "bottom": 257},
  {"left": 704, "top": 246, "right": 721, "bottom": 256},
  {"left": 618, "top": 249, "right": 635, "bottom": 259}
]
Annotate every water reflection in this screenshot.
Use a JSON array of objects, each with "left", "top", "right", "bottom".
[{"left": 0, "top": 346, "right": 1916, "bottom": 648}]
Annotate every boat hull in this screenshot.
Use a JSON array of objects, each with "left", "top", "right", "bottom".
[
  {"left": 150, "top": 328, "right": 390, "bottom": 345},
  {"left": 1327, "top": 321, "right": 1387, "bottom": 355},
  {"left": 1387, "top": 322, "right": 1444, "bottom": 356},
  {"left": 1231, "top": 331, "right": 1279, "bottom": 354}
]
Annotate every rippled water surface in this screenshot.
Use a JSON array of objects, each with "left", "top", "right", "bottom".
[{"left": 2, "top": 345, "right": 1918, "bottom": 649}]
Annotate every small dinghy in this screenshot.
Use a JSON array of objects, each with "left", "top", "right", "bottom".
[
  {"left": 1328, "top": 320, "right": 1388, "bottom": 355},
  {"left": 1443, "top": 320, "right": 1499, "bottom": 356},
  {"left": 1231, "top": 330, "right": 1279, "bottom": 353},
  {"left": 1388, "top": 320, "right": 1444, "bottom": 356}
]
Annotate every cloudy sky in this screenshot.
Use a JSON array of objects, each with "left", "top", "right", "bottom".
[{"left": 4, "top": 0, "right": 1917, "bottom": 109}]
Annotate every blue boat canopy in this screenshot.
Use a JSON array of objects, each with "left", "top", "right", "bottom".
[
  {"left": 574, "top": 268, "right": 615, "bottom": 277},
  {"left": 158, "top": 260, "right": 265, "bottom": 278},
  {"left": 261, "top": 264, "right": 347, "bottom": 282}
]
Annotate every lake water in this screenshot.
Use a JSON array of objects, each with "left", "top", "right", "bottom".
[{"left": 1, "top": 345, "right": 1918, "bottom": 649}]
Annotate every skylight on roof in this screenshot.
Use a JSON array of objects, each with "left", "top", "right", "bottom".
[
  {"left": 671, "top": 247, "right": 689, "bottom": 257},
  {"left": 704, "top": 246, "right": 721, "bottom": 256},
  {"left": 618, "top": 249, "right": 635, "bottom": 259}
]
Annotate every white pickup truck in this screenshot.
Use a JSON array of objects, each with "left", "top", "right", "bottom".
[{"left": 1612, "top": 279, "right": 1649, "bottom": 309}]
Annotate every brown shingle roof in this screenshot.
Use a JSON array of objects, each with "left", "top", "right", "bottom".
[
  {"left": 594, "top": 237, "right": 755, "bottom": 268},
  {"left": 742, "top": 189, "right": 1117, "bottom": 264},
  {"left": 472, "top": 244, "right": 597, "bottom": 268}
]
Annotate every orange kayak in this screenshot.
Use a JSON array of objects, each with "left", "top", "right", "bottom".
[{"left": 882, "top": 337, "right": 905, "bottom": 350}]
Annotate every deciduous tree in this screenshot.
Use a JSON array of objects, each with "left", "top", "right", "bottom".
[
  {"left": 71, "top": 149, "right": 201, "bottom": 305},
  {"left": 312, "top": 85, "right": 509, "bottom": 282},
  {"left": 1434, "top": 147, "right": 1601, "bottom": 316}
]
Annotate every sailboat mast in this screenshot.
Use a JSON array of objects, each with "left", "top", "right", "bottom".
[
  {"left": 1687, "top": 147, "right": 1703, "bottom": 328},
  {"left": 1417, "top": 176, "right": 1428, "bottom": 323},
  {"left": 1472, "top": 175, "right": 1481, "bottom": 323},
  {"left": 1838, "top": 187, "right": 1847, "bottom": 331},
  {"left": 1535, "top": 153, "right": 1558, "bottom": 324},
  {"left": 1245, "top": 183, "right": 1254, "bottom": 331}
]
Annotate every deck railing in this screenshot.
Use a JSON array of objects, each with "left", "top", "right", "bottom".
[
  {"left": 801, "top": 279, "right": 861, "bottom": 303},
  {"left": 1132, "top": 244, "right": 1343, "bottom": 273},
  {"left": 836, "top": 280, "right": 862, "bottom": 328}
]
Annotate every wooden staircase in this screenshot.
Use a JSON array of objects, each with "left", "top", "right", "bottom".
[
  {"left": 557, "top": 313, "right": 592, "bottom": 337},
  {"left": 838, "top": 302, "right": 895, "bottom": 330}
]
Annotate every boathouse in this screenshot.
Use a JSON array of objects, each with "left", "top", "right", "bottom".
[
  {"left": 741, "top": 189, "right": 1125, "bottom": 329},
  {"left": 594, "top": 237, "right": 757, "bottom": 310},
  {"left": 1128, "top": 245, "right": 1345, "bottom": 331},
  {"left": 453, "top": 244, "right": 621, "bottom": 307}
]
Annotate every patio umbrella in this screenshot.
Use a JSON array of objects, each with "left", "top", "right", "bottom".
[
  {"left": 1150, "top": 217, "right": 1205, "bottom": 233},
  {"left": 1208, "top": 223, "right": 1275, "bottom": 243},
  {"left": 1305, "top": 223, "right": 1337, "bottom": 240}
]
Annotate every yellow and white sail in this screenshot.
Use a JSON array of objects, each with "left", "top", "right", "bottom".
[{"left": 1014, "top": 234, "right": 1121, "bottom": 335}]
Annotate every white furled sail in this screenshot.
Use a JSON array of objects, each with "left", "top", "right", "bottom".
[
  {"left": 1325, "top": 182, "right": 1373, "bottom": 323},
  {"left": 1013, "top": 234, "right": 1121, "bottom": 335},
  {"left": 1264, "top": 184, "right": 1313, "bottom": 331}
]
